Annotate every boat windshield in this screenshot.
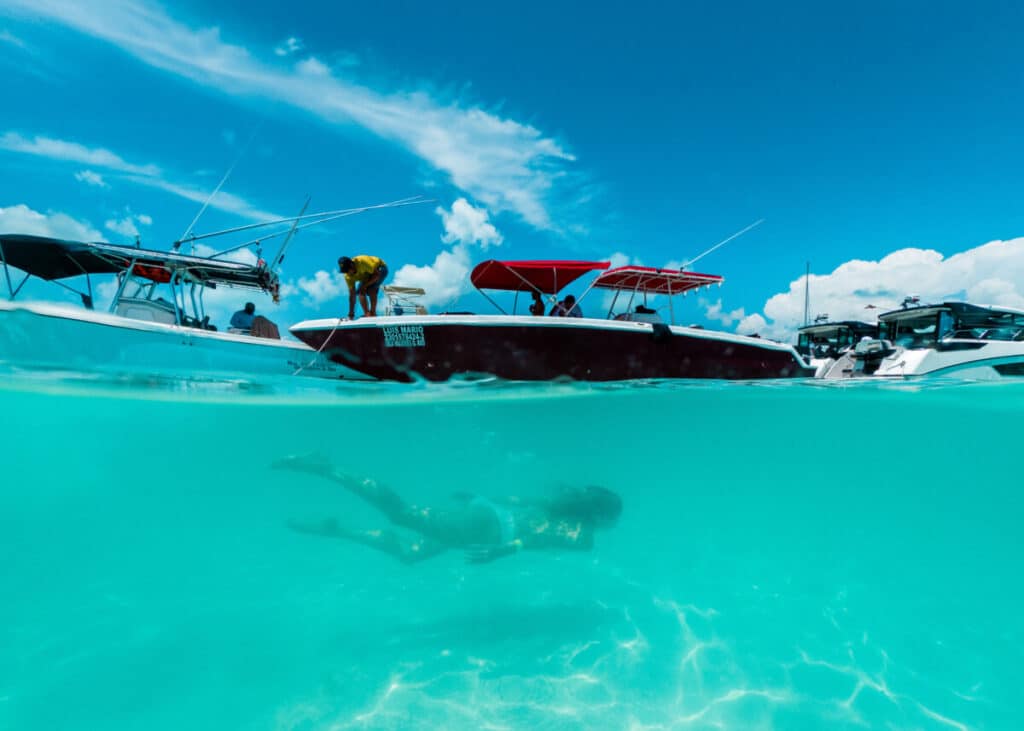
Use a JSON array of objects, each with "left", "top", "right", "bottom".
[
  {"left": 942, "top": 309, "right": 1024, "bottom": 341},
  {"left": 883, "top": 313, "right": 940, "bottom": 348},
  {"left": 797, "top": 328, "right": 859, "bottom": 359}
]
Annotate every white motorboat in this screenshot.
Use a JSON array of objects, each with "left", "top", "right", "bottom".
[
  {"left": 819, "top": 300, "right": 1024, "bottom": 379},
  {"left": 0, "top": 234, "right": 357, "bottom": 379},
  {"left": 795, "top": 319, "right": 879, "bottom": 377}
]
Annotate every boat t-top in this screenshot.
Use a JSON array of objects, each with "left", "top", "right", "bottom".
[
  {"left": 0, "top": 233, "right": 352, "bottom": 378},
  {"left": 290, "top": 258, "right": 813, "bottom": 382},
  {"left": 818, "top": 299, "right": 1024, "bottom": 379},
  {"left": 0, "top": 196, "right": 430, "bottom": 379}
]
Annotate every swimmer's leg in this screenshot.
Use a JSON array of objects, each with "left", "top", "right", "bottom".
[
  {"left": 274, "top": 454, "right": 474, "bottom": 543},
  {"left": 288, "top": 518, "right": 448, "bottom": 565}
]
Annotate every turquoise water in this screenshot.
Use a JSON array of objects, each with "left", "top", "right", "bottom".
[{"left": 1, "top": 368, "right": 1020, "bottom": 730}]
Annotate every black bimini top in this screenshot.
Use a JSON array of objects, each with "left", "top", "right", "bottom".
[
  {"left": 798, "top": 320, "right": 878, "bottom": 337},
  {"left": 877, "top": 301, "right": 1024, "bottom": 322},
  {"left": 0, "top": 234, "right": 278, "bottom": 292}
]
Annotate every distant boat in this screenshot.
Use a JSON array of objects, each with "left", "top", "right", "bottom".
[
  {"left": 819, "top": 300, "right": 1024, "bottom": 379},
  {"left": 0, "top": 234, "right": 358, "bottom": 379},
  {"left": 290, "top": 259, "right": 814, "bottom": 382},
  {"left": 795, "top": 319, "right": 879, "bottom": 377}
]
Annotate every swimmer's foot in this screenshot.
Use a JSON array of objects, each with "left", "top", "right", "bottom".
[{"left": 272, "top": 452, "right": 333, "bottom": 476}]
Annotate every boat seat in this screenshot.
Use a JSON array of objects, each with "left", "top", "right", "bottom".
[{"left": 116, "top": 297, "right": 177, "bottom": 325}]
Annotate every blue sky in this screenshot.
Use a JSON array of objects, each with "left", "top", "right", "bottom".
[{"left": 3, "top": 0, "right": 1024, "bottom": 336}]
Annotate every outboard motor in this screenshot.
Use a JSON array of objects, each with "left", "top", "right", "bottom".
[
  {"left": 819, "top": 338, "right": 896, "bottom": 378},
  {"left": 851, "top": 337, "right": 896, "bottom": 375}
]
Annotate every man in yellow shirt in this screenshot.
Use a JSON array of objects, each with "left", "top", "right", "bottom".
[{"left": 338, "top": 254, "right": 389, "bottom": 318}]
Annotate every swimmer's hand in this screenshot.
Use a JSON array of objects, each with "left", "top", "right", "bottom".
[
  {"left": 272, "top": 453, "right": 333, "bottom": 475},
  {"left": 464, "top": 545, "right": 501, "bottom": 564},
  {"left": 465, "top": 540, "right": 521, "bottom": 564}
]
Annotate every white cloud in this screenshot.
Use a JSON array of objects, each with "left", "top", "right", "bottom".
[
  {"left": 193, "top": 242, "right": 257, "bottom": 265},
  {"left": 105, "top": 217, "right": 139, "bottom": 238},
  {"left": 0, "top": 28, "right": 26, "bottom": 48},
  {"left": 437, "top": 197, "right": 502, "bottom": 248},
  {"left": 2, "top": 131, "right": 282, "bottom": 221},
  {"left": 296, "top": 56, "right": 329, "bottom": 76},
  {"left": 74, "top": 169, "right": 109, "bottom": 188},
  {"left": 296, "top": 269, "right": 346, "bottom": 307},
  {"left": 1, "top": 132, "right": 160, "bottom": 176},
  {"left": 390, "top": 199, "right": 502, "bottom": 307},
  {"left": 391, "top": 246, "right": 473, "bottom": 309},
  {"left": 0, "top": 203, "right": 104, "bottom": 241},
  {"left": 745, "top": 236, "right": 1024, "bottom": 341},
  {"left": 736, "top": 313, "right": 767, "bottom": 335},
  {"left": 123, "top": 174, "right": 280, "bottom": 221},
  {"left": 274, "top": 36, "right": 303, "bottom": 57},
  {"left": 703, "top": 297, "right": 746, "bottom": 327},
  {"left": 608, "top": 251, "right": 639, "bottom": 269},
  {"left": 104, "top": 211, "right": 152, "bottom": 239},
  {"left": 1, "top": 0, "right": 583, "bottom": 230}
]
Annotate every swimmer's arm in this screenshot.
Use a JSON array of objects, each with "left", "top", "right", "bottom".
[{"left": 520, "top": 524, "right": 594, "bottom": 552}]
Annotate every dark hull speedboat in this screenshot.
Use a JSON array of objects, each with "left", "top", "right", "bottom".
[
  {"left": 291, "top": 259, "right": 813, "bottom": 382},
  {"left": 291, "top": 314, "right": 811, "bottom": 382}
]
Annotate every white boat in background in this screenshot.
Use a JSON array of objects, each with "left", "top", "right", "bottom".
[
  {"left": 819, "top": 300, "right": 1024, "bottom": 379},
  {"left": 0, "top": 234, "right": 356, "bottom": 379},
  {"left": 795, "top": 318, "right": 879, "bottom": 377}
]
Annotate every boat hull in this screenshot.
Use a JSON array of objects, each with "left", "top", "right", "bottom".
[
  {"left": 0, "top": 301, "right": 357, "bottom": 379},
  {"left": 821, "top": 341, "right": 1024, "bottom": 380},
  {"left": 290, "top": 315, "right": 814, "bottom": 382}
]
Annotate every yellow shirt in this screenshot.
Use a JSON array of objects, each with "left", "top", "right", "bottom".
[{"left": 344, "top": 255, "right": 386, "bottom": 291}]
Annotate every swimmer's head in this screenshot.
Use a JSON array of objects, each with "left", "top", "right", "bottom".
[{"left": 547, "top": 485, "right": 622, "bottom": 527}]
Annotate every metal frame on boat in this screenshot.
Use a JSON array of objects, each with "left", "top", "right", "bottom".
[
  {"left": 290, "top": 258, "right": 814, "bottom": 382},
  {"left": 0, "top": 234, "right": 354, "bottom": 379}
]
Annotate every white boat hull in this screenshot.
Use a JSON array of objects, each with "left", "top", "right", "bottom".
[
  {"left": 0, "top": 300, "right": 360, "bottom": 380},
  {"left": 821, "top": 340, "right": 1024, "bottom": 380}
]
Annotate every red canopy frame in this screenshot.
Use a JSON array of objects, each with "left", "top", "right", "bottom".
[
  {"left": 470, "top": 259, "right": 610, "bottom": 295},
  {"left": 593, "top": 266, "right": 723, "bottom": 295}
]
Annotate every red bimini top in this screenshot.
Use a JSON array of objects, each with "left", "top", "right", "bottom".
[
  {"left": 593, "top": 266, "right": 723, "bottom": 295},
  {"left": 470, "top": 259, "right": 610, "bottom": 294}
]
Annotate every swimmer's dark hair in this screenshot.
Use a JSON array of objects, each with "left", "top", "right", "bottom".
[{"left": 546, "top": 485, "right": 622, "bottom": 526}]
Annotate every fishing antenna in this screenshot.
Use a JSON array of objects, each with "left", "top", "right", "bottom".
[
  {"left": 680, "top": 218, "right": 765, "bottom": 270},
  {"left": 176, "top": 125, "right": 261, "bottom": 252},
  {"left": 803, "top": 261, "right": 810, "bottom": 326},
  {"left": 204, "top": 198, "right": 433, "bottom": 262},
  {"left": 270, "top": 196, "right": 310, "bottom": 270},
  {"left": 175, "top": 195, "right": 427, "bottom": 249}
]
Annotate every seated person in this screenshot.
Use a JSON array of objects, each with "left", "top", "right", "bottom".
[
  {"left": 629, "top": 304, "right": 662, "bottom": 323},
  {"left": 550, "top": 294, "right": 582, "bottom": 318},
  {"left": 229, "top": 302, "right": 256, "bottom": 330},
  {"left": 529, "top": 290, "right": 545, "bottom": 316}
]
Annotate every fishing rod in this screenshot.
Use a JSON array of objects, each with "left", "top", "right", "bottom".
[
  {"left": 173, "top": 195, "right": 428, "bottom": 249},
  {"left": 680, "top": 218, "right": 765, "bottom": 270},
  {"left": 177, "top": 124, "right": 262, "bottom": 252},
  {"left": 206, "top": 197, "right": 435, "bottom": 264},
  {"left": 270, "top": 196, "right": 310, "bottom": 270}
]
